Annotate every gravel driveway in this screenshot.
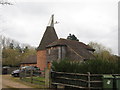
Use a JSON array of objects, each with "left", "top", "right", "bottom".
[{"left": 2, "top": 75, "right": 33, "bottom": 89}]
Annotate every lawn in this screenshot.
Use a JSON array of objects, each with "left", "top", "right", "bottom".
[{"left": 22, "top": 76, "right": 45, "bottom": 86}]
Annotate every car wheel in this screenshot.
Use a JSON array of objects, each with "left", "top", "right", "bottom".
[{"left": 14, "top": 73, "right": 18, "bottom": 77}]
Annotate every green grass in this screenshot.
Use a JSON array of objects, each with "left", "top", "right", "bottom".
[
  {"left": 22, "top": 76, "right": 45, "bottom": 87},
  {"left": 33, "top": 76, "right": 45, "bottom": 81}
]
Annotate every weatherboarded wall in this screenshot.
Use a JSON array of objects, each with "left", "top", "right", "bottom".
[
  {"left": 46, "top": 46, "right": 67, "bottom": 62},
  {"left": 46, "top": 47, "right": 58, "bottom": 62},
  {"left": 46, "top": 46, "right": 83, "bottom": 62}
]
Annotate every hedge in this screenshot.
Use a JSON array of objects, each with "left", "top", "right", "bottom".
[{"left": 52, "top": 58, "right": 120, "bottom": 74}]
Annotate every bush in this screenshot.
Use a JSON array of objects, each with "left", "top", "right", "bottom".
[{"left": 52, "top": 58, "right": 120, "bottom": 74}]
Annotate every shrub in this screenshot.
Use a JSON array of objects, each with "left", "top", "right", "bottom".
[{"left": 52, "top": 58, "right": 120, "bottom": 74}]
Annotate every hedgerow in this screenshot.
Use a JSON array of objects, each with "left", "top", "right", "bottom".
[{"left": 52, "top": 58, "right": 120, "bottom": 74}]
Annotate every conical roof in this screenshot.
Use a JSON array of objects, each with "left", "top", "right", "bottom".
[{"left": 37, "top": 26, "right": 58, "bottom": 50}]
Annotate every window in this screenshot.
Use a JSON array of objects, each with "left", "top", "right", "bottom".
[
  {"left": 58, "top": 46, "right": 62, "bottom": 60},
  {"left": 48, "top": 49, "right": 51, "bottom": 55}
]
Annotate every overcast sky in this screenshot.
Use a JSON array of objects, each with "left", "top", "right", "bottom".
[{"left": 0, "top": 0, "right": 119, "bottom": 55}]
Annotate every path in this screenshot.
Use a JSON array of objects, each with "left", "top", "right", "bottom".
[{"left": 2, "top": 75, "right": 33, "bottom": 89}]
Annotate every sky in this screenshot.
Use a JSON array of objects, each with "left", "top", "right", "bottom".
[{"left": 0, "top": 0, "right": 119, "bottom": 55}]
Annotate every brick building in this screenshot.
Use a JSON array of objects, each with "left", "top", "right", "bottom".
[
  {"left": 37, "top": 15, "right": 58, "bottom": 70},
  {"left": 36, "top": 15, "right": 95, "bottom": 71}
]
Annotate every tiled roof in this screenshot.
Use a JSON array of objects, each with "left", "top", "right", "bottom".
[
  {"left": 21, "top": 55, "right": 37, "bottom": 64},
  {"left": 47, "top": 38, "right": 95, "bottom": 59},
  {"left": 37, "top": 26, "right": 58, "bottom": 50}
]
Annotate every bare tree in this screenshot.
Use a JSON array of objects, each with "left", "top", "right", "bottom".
[{"left": 0, "top": 0, "right": 13, "bottom": 5}]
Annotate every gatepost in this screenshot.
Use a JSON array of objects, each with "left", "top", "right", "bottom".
[{"left": 45, "top": 62, "right": 51, "bottom": 88}]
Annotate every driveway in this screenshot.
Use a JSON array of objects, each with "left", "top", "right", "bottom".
[{"left": 2, "top": 75, "right": 33, "bottom": 89}]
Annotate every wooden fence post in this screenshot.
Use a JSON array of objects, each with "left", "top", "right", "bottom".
[
  {"left": 88, "top": 72, "right": 91, "bottom": 90},
  {"left": 45, "top": 68, "right": 51, "bottom": 88},
  {"left": 31, "top": 70, "right": 33, "bottom": 83},
  {"left": 25, "top": 69, "right": 26, "bottom": 78},
  {"left": 19, "top": 69, "right": 22, "bottom": 80}
]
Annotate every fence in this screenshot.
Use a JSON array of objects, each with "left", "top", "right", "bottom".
[
  {"left": 51, "top": 71, "right": 120, "bottom": 89},
  {"left": 20, "top": 69, "right": 45, "bottom": 86}
]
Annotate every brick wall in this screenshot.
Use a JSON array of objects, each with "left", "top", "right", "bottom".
[
  {"left": 37, "top": 50, "right": 46, "bottom": 71},
  {"left": 20, "top": 64, "right": 37, "bottom": 67}
]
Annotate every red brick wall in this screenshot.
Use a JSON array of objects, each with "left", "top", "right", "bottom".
[
  {"left": 37, "top": 50, "right": 46, "bottom": 71},
  {"left": 20, "top": 64, "right": 37, "bottom": 67}
]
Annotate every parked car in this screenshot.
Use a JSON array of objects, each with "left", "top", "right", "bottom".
[
  {"left": 2, "top": 66, "right": 10, "bottom": 74},
  {"left": 11, "top": 69, "right": 20, "bottom": 77},
  {"left": 21, "top": 66, "right": 40, "bottom": 71},
  {"left": 11, "top": 66, "right": 41, "bottom": 77}
]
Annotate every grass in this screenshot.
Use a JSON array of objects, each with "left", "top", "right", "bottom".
[
  {"left": 33, "top": 76, "right": 45, "bottom": 81},
  {"left": 21, "top": 76, "right": 45, "bottom": 88}
]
